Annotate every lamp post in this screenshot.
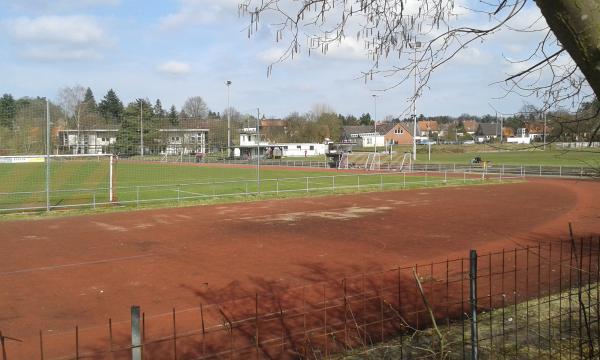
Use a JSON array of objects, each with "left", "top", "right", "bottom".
[
  {"left": 543, "top": 111, "right": 547, "bottom": 151},
  {"left": 372, "top": 94, "right": 377, "bottom": 154},
  {"left": 256, "top": 108, "right": 261, "bottom": 195},
  {"left": 226, "top": 80, "right": 232, "bottom": 158},
  {"left": 139, "top": 99, "right": 144, "bottom": 158},
  {"left": 409, "top": 41, "right": 421, "bottom": 161}
]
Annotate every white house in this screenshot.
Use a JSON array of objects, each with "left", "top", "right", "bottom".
[
  {"left": 507, "top": 128, "right": 532, "bottom": 144},
  {"left": 58, "top": 129, "right": 118, "bottom": 154},
  {"left": 235, "top": 127, "right": 270, "bottom": 158},
  {"left": 58, "top": 126, "right": 209, "bottom": 155},
  {"left": 158, "top": 128, "right": 209, "bottom": 155},
  {"left": 272, "top": 143, "right": 327, "bottom": 157},
  {"left": 235, "top": 128, "right": 327, "bottom": 158},
  {"left": 358, "top": 132, "right": 386, "bottom": 148}
]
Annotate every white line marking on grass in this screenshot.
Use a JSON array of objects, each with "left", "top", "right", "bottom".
[{"left": 0, "top": 254, "right": 155, "bottom": 276}]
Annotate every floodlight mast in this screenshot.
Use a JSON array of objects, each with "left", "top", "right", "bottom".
[
  {"left": 410, "top": 41, "right": 421, "bottom": 161},
  {"left": 372, "top": 94, "right": 377, "bottom": 154},
  {"left": 226, "top": 80, "right": 232, "bottom": 158}
]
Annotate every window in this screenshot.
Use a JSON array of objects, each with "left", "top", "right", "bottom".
[
  {"left": 297, "top": 145, "right": 301, "bottom": 149},
  {"left": 395, "top": 129, "right": 404, "bottom": 134},
  {"left": 309, "top": 145, "right": 314, "bottom": 150}
]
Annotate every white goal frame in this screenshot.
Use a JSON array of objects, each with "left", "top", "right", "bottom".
[{"left": 0, "top": 153, "right": 114, "bottom": 203}]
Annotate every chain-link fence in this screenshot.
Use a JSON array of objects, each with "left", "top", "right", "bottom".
[{"left": 2, "top": 236, "right": 598, "bottom": 359}]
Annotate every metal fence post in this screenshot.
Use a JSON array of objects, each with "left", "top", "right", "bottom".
[
  {"left": 131, "top": 305, "right": 142, "bottom": 360},
  {"left": 1, "top": 330, "right": 7, "bottom": 360},
  {"left": 470, "top": 250, "right": 479, "bottom": 360}
]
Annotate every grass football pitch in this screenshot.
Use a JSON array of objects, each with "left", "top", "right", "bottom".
[{"left": 0, "top": 161, "right": 452, "bottom": 212}]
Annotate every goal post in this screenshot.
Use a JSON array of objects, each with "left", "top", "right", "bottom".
[{"left": 0, "top": 154, "right": 114, "bottom": 211}]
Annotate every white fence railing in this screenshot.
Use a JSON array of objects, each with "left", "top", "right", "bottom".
[
  {"left": 190, "top": 158, "right": 598, "bottom": 179},
  {"left": 0, "top": 171, "right": 516, "bottom": 213}
]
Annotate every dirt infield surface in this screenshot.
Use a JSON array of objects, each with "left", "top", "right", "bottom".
[{"left": 1, "top": 178, "right": 599, "bottom": 358}]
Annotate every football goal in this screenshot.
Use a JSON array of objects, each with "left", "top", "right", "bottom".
[
  {"left": 365, "top": 153, "right": 381, "bottom": 171},
  {"left": 0, "top": 154, "right": 114, "bottom": 211}
]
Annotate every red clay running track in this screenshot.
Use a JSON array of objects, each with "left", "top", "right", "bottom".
[{"left": 1, "top": 178, "right": 599, "bottom": 357}]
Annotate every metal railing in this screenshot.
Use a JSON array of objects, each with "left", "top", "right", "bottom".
[{"left": 0, "top": 171, "right": 513, "bottom": 213}]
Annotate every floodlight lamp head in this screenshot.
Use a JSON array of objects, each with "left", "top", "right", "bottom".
[{"left": 226, "top": 80, "right": 232, "bottom": 86}]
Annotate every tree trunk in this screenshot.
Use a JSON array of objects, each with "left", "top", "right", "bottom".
[{"left": 535, "top": 0, "right": 600, "bottom": 99}]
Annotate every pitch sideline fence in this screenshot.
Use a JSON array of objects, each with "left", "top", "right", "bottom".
[
  {"left": 2, "top": 235, "right": 599, "bottom": 359},
  {"left": 0, "top": 167, "right": 517, "bottom": 213}
]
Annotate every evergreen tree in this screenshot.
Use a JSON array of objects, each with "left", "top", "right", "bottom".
[
  {"left": 83, "top": 87, "right": 97, "bottom": 112},
  {"left": 359, "top": 113, "right": 372, "bottom": 125},
  {"left": 98, "top": 89, "right": 124, "bottom": 124},
  {"left": 168, "top": 105, "right": 179, "bottom": 126},
  {"left": 115, "top": 99, "right": 156, "bottom": 156},
  {"left": 153, "top": 99, "right": 165, "bottom": 119},
  {"left": 0, "top": 94, "right": 17, "bottom": 129}
]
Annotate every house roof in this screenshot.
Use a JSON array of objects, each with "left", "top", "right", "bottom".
[
  {"left": 260, "top": 119, "right": 286, "bottom": 127},
  {"left": 462, "top": 120, "right": 479, "bottom": 132},
  {"left": 418, "top": 120, "right": 439, "bottom": 132},
  {"left": 342, "top": 125, "right": 375, "bottom": 136},
  {"left": 476, "top": 123, "right": 501, "bottom": 136},
  {"left": 526, "top": 122, "right": 545, "bottom": 133},
  {"left": 395, "top": 122, "right": 415, "bottom": 136},
  {"left": 375, "top": 122, "right": 396, "bottom": 135}
]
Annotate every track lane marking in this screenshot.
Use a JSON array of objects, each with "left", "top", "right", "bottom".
[{"left": 0, "top": 254, "right": 155, "bottom": 276}]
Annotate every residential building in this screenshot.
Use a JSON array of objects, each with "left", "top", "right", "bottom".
[
  {"left": 157, "top": 127, "right": 209, "bottom": 155},
  {"left": 236, "top": 127, "right": 270, "bottom": 158},
  {"left": 58, "top": 122, "right": 209, "bottom": 155},
  {"left": 462, "top": 120, "right": 479, "bottom": 135},
  {"left": 507, "top": 128, "right": 531, "bottom": 144},
  {"left": 474, "top": 123, "right": 501, "bottom": 143},
  {"left": 502, "top": 127, "right": 515, "bottom": 138},
  {"left": 417, "top": 120, "right": 439, "bottom": 137},
  {"left": 58, "top": 127, "right": 119, "bottom": 154},
  {"left": 380, "top": 122, "right": 414, "bottom": 145},
  {"left": 235, "top": 127, "right": 326, "bottom": 158},
  {"left": 341, "top": 125, "right": 385, "bottom": 148},
  {"left": 525, "top": 122, "right": 547, "bottom": 141}
]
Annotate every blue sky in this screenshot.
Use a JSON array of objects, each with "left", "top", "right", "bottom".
[{"left": 0, "top": 0, "right": 559, "bottom": 119}]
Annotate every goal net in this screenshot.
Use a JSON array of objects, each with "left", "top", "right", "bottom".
[
  {"left": 337, "top": 152, "right": 381, "bottom": 170},
  {"left": 0, "top": 154, "right": 114, "bottom": 211},
  {"left": 366, "top": 153, "right": 381, "bottom": 171}
]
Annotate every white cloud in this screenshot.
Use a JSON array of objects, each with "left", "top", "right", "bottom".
[
  {"left": 4, "top": 15, "right": 110, "bottom": 61},
  {"left": 157, "top": 61, "right": 192, "bottom": 76},
  {"left": 324, "top": 37, "right": 367, "bottom": 61},
  {"left": 159, "top": 0, "right": 240, "bottom": 30},
  {"left": 0, "top": 0, "right": 120, "bottom": 12},
  {"left": 257, "top": 48, "right": 286, "bottom": 64}
]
